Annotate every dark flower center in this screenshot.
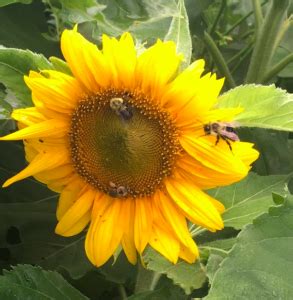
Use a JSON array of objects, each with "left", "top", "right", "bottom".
[{"left": 69, "top": 89, "right": 179, "bottom": 198}]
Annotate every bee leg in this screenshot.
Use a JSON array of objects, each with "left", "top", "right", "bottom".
[
  {"left": 222, "top": 136, "right": 233, "bottom": 152},
  {"left": 215, "top": 135, "right": 220, "bottom": 146}
]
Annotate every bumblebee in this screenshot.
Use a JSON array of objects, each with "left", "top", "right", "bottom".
[
  {"left": 108, "top": 181, "right": 128, "bottom": 198},
  {"left": 203, "top": 122, "right": 239, "bottom": 151},
  {"left": 110, "top": 97, "right": 133, "bottom": 120}
]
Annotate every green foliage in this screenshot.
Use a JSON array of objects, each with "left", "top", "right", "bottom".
[
  {"left": 143, "top": 247, "right": 206, "bottom": 294},
  {"left": 0, "top": 0, "right": 292, "bottom": 299},
  {"left": 165, "top": 0, "right": 192, "bottom": 69},
  {"left": 218, "top": 84, "right": 293, "bottom": 131},
  {"left": 0, "top": 0, "right": 31, "bottom": 7},
  {"left": 0, "top": 264, "right": 88, "bottom": 299},
  {"left": 208, "top": 173, "right": 290, "bottom": 229},
  {"left": 206, "top": 198, "right": 293, "bottom": 299},
  {"left": 0, "top": 48, "right": 52, "bottom": 110},
  {"left": 0, "top": 1, "right": 60, "bottom": 56}
]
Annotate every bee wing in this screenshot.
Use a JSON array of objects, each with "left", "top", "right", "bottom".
[
  {"left": 220, "top": 121, "right": 240, "bottom": 128},
  {"left": 221, "top": 130, "right": 239, "bottom": 141}
]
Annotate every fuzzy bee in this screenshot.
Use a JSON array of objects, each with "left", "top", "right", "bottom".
[
  {"left": 203, "top": 122, "right": 239, "bottom": 151},
  {"left": 108, "top": 181, "right": 128, "bottom": 198},
  {"left": 110, "top": 97, "right": 133, "bottom": 121}
]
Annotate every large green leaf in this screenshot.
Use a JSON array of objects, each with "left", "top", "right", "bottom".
[
  {"left": 0, "top": 2, "right": 60, "bottom": 57},
  {"left": 165, "top": 0, "right": 191, "bottom": 68},
  {"left": 206, "top": 198, "right": 293, "bottom": 299},
  {"left": 0, "top": 47, "right": 52, "bottom": 110},
  {"left": 143, "top": 247, "right": 206, "bottom": 294},
  {"left": 0, "top": 89, "right": 12, "bottom": 119},
  {"left": 45, "top": 0, "right": 179, "bottom": 42},
  {"left": 0, "top": 0, "right": 31, "bottom": 7},
  {"left": 238, "top": 128, "right": 293, "bottom": 175},
  {"left": 0, "top": 264, "right": 88, "bottom": 299},
  {"left": 208, "top": 173, "right": 290, "bottom": 229},
  {"left": 218, "top": 84, "right": 293, "bottom": 131}
]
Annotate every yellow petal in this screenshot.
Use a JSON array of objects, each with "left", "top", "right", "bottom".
[
  {"left": 135, "top": 40, "right": 181, "bottom": 100},
  {"left": 85, "top": 193, "right": 113, "bottom": 263},
  {"left": 2, "top": 151, "right": 69, "bottom": 187},
  {"left": 165, "top": 175, "right": 224, "bottom": 231},
  {"left": 34, "top": 163, "right": 73, "bottom": 180},
  {"left": 179, "top": 242, "right": 199, "bottom": 263},
  {"left": 102, "top": 32, "right": 136, "bottom": 88},
  {"left": 121, "top": 198, "right": 137, "bottom": 265},
  {"left": 87, "top": 198, "right": 124, "bottom": 267},
  {"left": 61, "top": 28, "right": 111, "bottom": 91},
  {"left": 149, "top": 223, "right": 180, "bottom": 264},
  {"left": 55, "top": 187, "right": 95, "bottom": 237},
  {"left": 24, "top": 70, "right": 83, "bottom": 112},
  {"left": 134, "top": 197, "right": 153, "bottom": 254},
  {"left": 232, "top": 141, "right": 260, "bottom": 166},
  {"left": 11, "top": 107, "right": 46, "bottom": 126},
  {"left": 161, "top": 59, "right": 205, "bottom": 108},
  {"left": 56, "top": 179, "right": 86, "bottom": 220},
  {"left": 0, "top": 119, "right": 68, "bottom": 140},
  {"left": 180, "top": 134, "right": 248, "bottom": 179},
  {"left": 155, "top": 191, "right": 199, "bottom": 252},
  {"left": 167, "top": 73, "right": 224, "bottom": 126}
]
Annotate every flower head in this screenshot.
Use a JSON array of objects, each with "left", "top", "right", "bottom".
[{"left": 0, "top": 28, "right": 259, "bottom": 266}]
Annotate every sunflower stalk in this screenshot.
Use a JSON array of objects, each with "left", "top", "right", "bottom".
[
  {"left": 245, "top": 0, "right": 290, "bottom": 83},
  {"left": 251, "top": 0, "right": 264, "bottom": 35}
]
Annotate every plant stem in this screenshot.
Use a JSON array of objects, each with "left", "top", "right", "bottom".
[
  {"left": 261, "top": 53, "right": 293, "bottom": 83},
  {"left": 199, "top": 246, "right": 229, "bottom": 255},
  {"left": 203, "top": 31, "right": 236, "bottom": 89},
  {"left": 251, "top": 0, "right": 264, "bottom": 35},
  {"left": 191, "top": 227, "right": 208, "bottom": 237},
  {"left": 227, "top": 41, "right": 253, "bottom": 65},
  {"left": 134, "top": 261, "right": 157, "bottom": 294},
  {"left": 150, "top": 272, "right": 162, "bottom": 290},
  {"left": 273, "top": 16, "right": 293, "bottom": 56},
  {"left": 231, "top": 46, "right": 253, "bottom": 74},
  {"left": 118, "top": 284, "right": 128, "bottom": 300},
  {"left": 209, "top": 0, "right": 226, "bottom": 35},
  {"left": 245, "top": 0, "right": 290, "bottom": 83},
  {"left": 223, "top": 0, "right": 268, "bottom": 36}
]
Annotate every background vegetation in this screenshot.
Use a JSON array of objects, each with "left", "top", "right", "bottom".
[{"left": 0, "top": 0, "right": 292, "bottom": 299}]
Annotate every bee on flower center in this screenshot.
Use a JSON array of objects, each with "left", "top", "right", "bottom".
[
  {"left": 108, "top": 181, "right": 128, "bottom": 198},
  {"left": 203, "top": 122, "right": 239, "bottom": 151},
  {"left": 110, "top": 97, "right": 133, "bottom": 121}
]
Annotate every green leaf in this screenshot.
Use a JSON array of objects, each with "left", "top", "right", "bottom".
[
  {"left": 0, "top": 0, "right": 32, "bottom": 8},
  {"left": 164, "top": 0, "right": 192, "bottom": 68},
  {"left": 129, "top": 285, "right": 187, "bottom": 300},
  {"left": 0, "top": 47, "right": 52, "bottom": 109},
  {"left": 218, "top": 84, "right": 293, "bottom": 131},
  {"left": 0, "top": 2, "right": 60, "bottom": 57},
  {"left": 0, "top": 89, "right": 12, "bottom": 119},
  {"left": 49, "top": 56, "right": 72, "bottom": 75},
  {"left": 205, "top": 254, "right": 224, "bottom": 285},
  {"left": 206, "top": 198, "right": 293, "bottom": 299},
  {"left": 143, "top": 247, "right": 206, "bottom": 294},
  {"left": 46, "top": 0, "right": 179, "bottom": 42},
  {"left": 0, "top": 264, "right": 88, "bottom": 299},
  {"left": 208, "top": 173, "right": 290, "bottom": 229},
  {"left": 238, "top": 128, "right": 293, "bottom": 175},
  {"left": 200, "top": 237, "right": 237, "bottom": 255}
]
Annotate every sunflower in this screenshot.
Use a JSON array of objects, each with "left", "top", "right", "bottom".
[{"left": 0, "top": 27, "right": 259, "bottom": 267}]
